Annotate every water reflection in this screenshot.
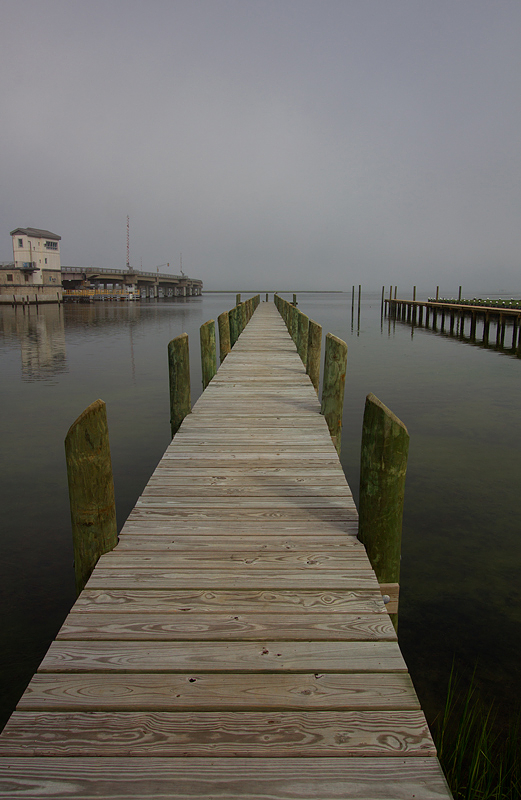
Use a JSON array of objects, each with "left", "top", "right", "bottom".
[{"left": 0, "top": 304, "right": 67, "bottom": 380}]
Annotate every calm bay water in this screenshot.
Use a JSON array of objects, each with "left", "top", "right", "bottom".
[{"left": 0, "top": 291, "right": 520, "bottom": 731}]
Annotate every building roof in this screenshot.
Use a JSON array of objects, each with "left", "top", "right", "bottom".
[{"left": 10, "top": 227, "right": 61, "bottom": 240}]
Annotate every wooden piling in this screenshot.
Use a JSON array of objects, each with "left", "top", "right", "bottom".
[
  {"left": 229, "top": 305, "right": 240, "bottom": 347},
  {"left": 306, "top": 319, "right": 322, "bottom": 394},
  {"left": 320, "top": 333, "right": 348, "bottom": 454},
  {"left": 358, "top": 393, "right": 409, "bottom": 630},
  {"left": 64, "top": 399, "right": 118, "bottom": 595},
  {"left": 200, "top": 319, "right": 216, "bottom": 390},
  {"left": 296, "top": 310, "right": 309, "bottom": 365},
  {"left": 217, "top": 311, "right": 231, "bottom": 362},
  {"left": 236, "top": 293, "right": 241, "bottom": 306},
  {"left": 168, "top": 333, "right": 191, "bottom": 437}
]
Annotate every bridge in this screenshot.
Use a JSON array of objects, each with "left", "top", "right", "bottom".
[
  {"left": 62, "top": 266, "right": 203, "bottom": 299},
  {"left": 0, "top": 301, "right": 451, "bottom": 798}
]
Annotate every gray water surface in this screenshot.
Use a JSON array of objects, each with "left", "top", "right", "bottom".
[{"left": 1, "top": 291, "right": 520, "bottom": 730}]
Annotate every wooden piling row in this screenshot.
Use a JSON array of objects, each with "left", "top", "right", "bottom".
[{"left": 274, "top": 295, "right": 347, "bottom": 454}]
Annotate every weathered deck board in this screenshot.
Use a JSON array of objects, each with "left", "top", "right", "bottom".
[{"left": 0, "top": 301, "right": 451, "bottom": 799}]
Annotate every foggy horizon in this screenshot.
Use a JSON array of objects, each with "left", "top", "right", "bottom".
[{"left": 2, "top": 1, "right": 520, "bottom": 294}]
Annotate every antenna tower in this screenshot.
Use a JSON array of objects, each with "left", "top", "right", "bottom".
[{"left": 126, "top": 215, "right": 130, "bottom": 270}]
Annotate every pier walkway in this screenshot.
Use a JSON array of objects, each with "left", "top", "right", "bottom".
[{"left": 0, "top": 303, "right": 451, "bottom": 798}]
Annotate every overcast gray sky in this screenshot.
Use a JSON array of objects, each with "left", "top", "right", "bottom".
[{"left": 1, "top": 0, "right": 520, "bottom": 291}]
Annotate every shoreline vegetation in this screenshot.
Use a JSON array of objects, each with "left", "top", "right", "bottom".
[{"left": 434, "top": 667, "right": 520, "bottom": 799}]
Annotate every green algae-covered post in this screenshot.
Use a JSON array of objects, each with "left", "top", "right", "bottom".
[
  {"left": 306, "top": 319, "right": 322, "bottom": 394},
  {"left": 236, "top": 293, "right": 241, "bottom": 306},
  {"left": 229, "top": 305, "right": 240, "bottom": 347},
  {"left": 320, "top": 333, "right": 347, "bottom": 454},
  {"left": 65, "top": 399, "right": 118, "bottom": 595},
  {"left": 297, "top": 311, "right": 309, "bottom": 365},
  {"left": 358, "top": 392, "right": 409, "bottom": 630},
  {"left": 218, "top": 310, "right": 231, "bottom": 362},
  {"left": 200, "top": 319, "right": 216, "bottom": 389},
  {"left": 168, "top": 332, "right": 191, "bottom": 437}
]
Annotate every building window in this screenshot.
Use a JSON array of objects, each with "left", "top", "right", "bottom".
[
  {"left": 24, "top": 275, "right": 29, "bottom": 282},
  {"left": 7, "top": 274, "right": 13, "bottom": 281},
  {"left": 18, "top": 238, "right": 23, "bottom": 247},
  {"left": 45, "top": 258, "right": 47, "bottom": 264},
  {"left": 44, "top": 241, "right": 58, "bottom": 250}
]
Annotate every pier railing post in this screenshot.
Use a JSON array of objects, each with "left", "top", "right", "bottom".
[
  {"left": 306, "top": 319, "right": 322, "bottom": 394},
  {"left": 297, "top": 311, "right": 309, "bottom": 365},
  {"left": 200, "top": 319, "right": 217, "bottom": 389},
  {"left": 218, "top": 310, "right": 231, "bottom": 362},
  {"left": 64, "top": 399, "right": 118, "bottom": 595},
  {"left": 320, "top": 333, "right": 348, "bottom": 454},
  {"left": 168, "top": 332, "right": 191, "bottom": 437},
  {"left": 229, "top": 305, "right": 240, "bottom": 347},
  {"left": 358, "top": 392, "right": 409, "bottom": 630}
]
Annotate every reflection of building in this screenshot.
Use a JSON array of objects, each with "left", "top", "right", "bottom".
[
  {"left": 0, "top": 227, "right": 63, "bottom": 303},
  {"left": 0, "top": 304, "right": 67, "bottom": 380}
]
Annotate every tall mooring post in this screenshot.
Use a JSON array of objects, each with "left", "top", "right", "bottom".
[
  {"left": 168, "top": 333, "right": 191, "bottom": 437},
  {"left": 218, "top": 310, "right": 231, "bottom": 362},
  {"left": 200, "top": 319, "right": 216, "bottom": 389},
  {"left": 65, "top": 399, "right": 118, "bottom": 595},
  {"left": 320, "top": 333, "right": 348, "bottom": 455},
  {"left": 358, "top": 392, "right": 409, "bottom": 630}
]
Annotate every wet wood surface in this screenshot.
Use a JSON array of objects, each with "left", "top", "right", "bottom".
[{"left": 0, "top": 302, "right": 451, "bottom": 798}]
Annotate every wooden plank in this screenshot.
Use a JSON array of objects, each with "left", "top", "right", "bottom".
[
  {"left": 84, "top": 569, "right": 377, "bottom": 590},
  {"left": 56, "top": 612, "right": 396, "bottom": 641},
  {"left": 118, "top": 519, "right": 359, "bottom": 534},
  {"left": 95, "top": 551, "right": 372, "bottom": 570},
  {"left": 73, "top": 589, "right": 386, "bottom": 614},
  {"left": 0, "top": 710, "right": 434, "bottom": 757},
  {"left": 0, "top": 757, "right": 451, "bottom": 799},
  {"left": 18, "top": 672, "right": 421, "bottom": 711},
  {"left": 114, "top": 535, "right": 361, "bottom": 550},
  {"left": 39, "top": 640, "right": 406, "bottom": 672}
]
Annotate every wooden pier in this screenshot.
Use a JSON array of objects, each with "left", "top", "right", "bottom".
[
  {"left": 0, "top": 303, "right": 451, "bottom": 798},
  {"left": 385, "top": 297, "right": 521, "bottom": 352}
]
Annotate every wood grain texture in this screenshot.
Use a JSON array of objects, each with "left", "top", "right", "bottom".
[
  {"left": 56, "top": 612, "right": 396, "bottom": 641},
  {"left": 17, "top": 672, "right": 422, "bottom": 712},
  {"left": 74, "top": 588, "right": 387, "bottom": 614},
  {"left": 39, "top": 640, "right": 406, "bottom": 673},
  {"left": 0, "top": 710, "right": 434, "bottom": 757},
  {"left": 0, "top": 757, "right": 451, "bottom": 800}
]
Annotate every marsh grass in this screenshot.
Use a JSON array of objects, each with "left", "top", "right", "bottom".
[{"left": 434, "top": 668, "right": 520, "bottom": 799}]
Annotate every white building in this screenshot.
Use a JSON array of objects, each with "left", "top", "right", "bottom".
[{"left": 0, "top": 228, "right": 62, "bottom": 302}]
